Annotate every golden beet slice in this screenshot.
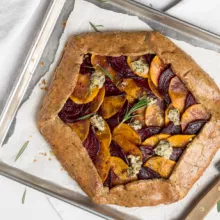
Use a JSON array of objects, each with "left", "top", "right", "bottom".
[
  {"left": 95, "top": 121, "right": 112, "bottom": 182},
  {"left": 145, "top": 100, "right": 164, "bottom": 127},
  {"left": 90, "top": 87, "right": 105, "bottom": 113},
  {"left": 149, "top": 55, "right": 166, "bottom": 87},
  {"left": 101, "top": 95, "right": 126, "bottom": 119},
  {"left": 113, "top": 123, "right": 141, "bottom": 145},
  {"left": 144, "top": 156, "right": 176, "bottom": 178},
  {"left": 168, "top": 76, "right": 188, "bottom": 113},
  {"left": 127, "top": 56, "right": 149, "bottom": 78},
  {"left": 142, "top": 134, "right": 170, "bottom": 146},
  {"left": 148, "top": 77, "right": 163, "bottom": 99},
  {"left": 111, "top": 156, "right": 128, "bottom": 180},
  {"left": 70, "top": 73, "right": 99, "bottom": 104},
  {"left": 113, "top": 135, "right": 143, "bottom": 159},
  {"left": 167, "top": 134, "right": 195, "bottom": 148},
  {"left": 71, "top": 119, "right": 90, "bottom": 142},
  {"left": 118, "top": 78, "right": 143, "bottom": 99},
  {"left": 181, "top": 104, "right": 210, "bottom": 131},
  {"left": 132, "top": 107, "right": 146, "bottom": 127}
]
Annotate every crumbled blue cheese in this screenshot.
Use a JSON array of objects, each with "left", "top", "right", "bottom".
[
  {"left": 154, "top": 140, "right": 173, "bottom": 159},
  {"left": 131, "top": 58, "right": 149, "bottom": 74},
  {"left": 140, "top": 96, "right": 157, "bottom": 106},
  {"left": 127, "top": 155, "right": 142, "bottom": 177},
  {"left": 90, "top": 114, "right": 105, "bottom": 132},
  {"left": 90, "top": 70, "right": 105, "bottom": 90},
  {"left": 168, "top": 108, "right": 180, "bottom": 126},
  {"left": 129, "top": 120, "right": 142, "bottom": 131}
]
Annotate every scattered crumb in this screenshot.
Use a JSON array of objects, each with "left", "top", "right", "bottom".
[
  {"left": 60, "top": 168, "right": 64, "bottom": 171},
  {"left": 42, "top": 79, "right": 47, "bottom": 85},
  {"left": 48, "top": 158, "right": 51, "bottom": 161},
  {"left": 40, "top": 62, "right": 44, "bottom": 67},
  {"left": 49, "top": 150, "right": 55, "bottom": 156},
  {"left": 29, "top": 135, "right": 32, "bottom": 139},
  {"left": 62, "top": 20, "right": 67, "bottom": 27},
  {"left": 39, "top": 152, "right": 47, "bottom": 156},
  {"left": 33, "top": 159, "right": 38, "bottom": 163}
]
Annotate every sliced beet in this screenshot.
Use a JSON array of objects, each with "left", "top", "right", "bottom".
[
  {"left": 161, "top": 122, "right": 181, "bottom": 135},
  {"left": 79, "top": 54, "right": 94, "bottom": 74},
  {"left": 83, "top": 127, "right": 100, "bottom": 162},
  {"left": 104, "top": 76, "right": 124, "bottom": 96},
  {"left": 158, "top": 68, "right": 175, "bottom": 105},
  {"left": 137, "top": 126, "right": 161, "bottom": 142},
  {"left": 133, "top": 76, "right": 152, "bottom": 94},
  {"left": 184, "top": 119, "right": 207, "bottom": 134},
  {"left": 103, "top": 168, "right": 113, "bottom": 188},
  {"left": 139, "top": 146, "right": 155, "bottom": 163},
  {"left": 58, "top": 98, "right": 90, "bottom": 123},
  {"left": 110, "top": 141, "right": 128, "bottom": 164},
  {"left": 107, "top": 100, "right": 130, "bottom": 130},
  {"left": 170, "top": 147, "right": 185, "bottom": 161},
  {"left": 185, "top": 92, "right": 197, "bottom": 110},
  {"left": 107, "top": 56, "right": 136, "bottom": 78},
  {"left": 143, "top": 54, "right": 155, "bottom": 65},
  {"left": 137, "top": 167, "right": 160, "bottom": 180}
]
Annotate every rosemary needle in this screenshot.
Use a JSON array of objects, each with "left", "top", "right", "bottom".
[
  {"left": 22, "top": 188, "right": 27, "bottom": 204},
  {"left": 89, "top": 22, "right": 104, "bottom": 32},
  {"left": 77, "top": 113, "right": 95, "bottom": 121},
  {"left": 14, "top": 141, "right": 29, "bottom": 162}
]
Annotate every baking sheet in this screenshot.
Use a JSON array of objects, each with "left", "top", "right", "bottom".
[{"left": 0, "top": 0, "right": 220, "bottom": 219}]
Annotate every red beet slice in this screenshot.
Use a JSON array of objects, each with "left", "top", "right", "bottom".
[
  {"left": 137, "top": 167, "right": 161, "bottom": 180},
  {"left": 58, "top": 98, "right": 90, "bottom": 123},
  {"left": 83, "top": 127, "right": 100, "bottom": 162},
  {"left": 143, "top": 54, "right": 155, "bottom": 65},
  {"left": 137, "top": 126, "right": 161, "bottom": 142},
  {"left": 158, "top": 67, "right": 175, "bottom": 105},
  {"left": 139, "top": 146, "right": 155, "bottom": 163},
  {"left": 104, "top": 76, "right": 124, "bottom": 96},
  {"left": 170, "top": 147, "right": 185, "bottom": 161},
  {"left": 183, "top": 119, "right": 207, "bottom": 134},
  {"left": 110, "top": 141, "right": 128, "bottom": 164},
  {"left": 133, "top": 76, "right": 152, "bottom": 94},
  {"left": 185, "top": 92, "right": 197, "bottom": 110},
  {"left": 161, "top": 122, "right": 181, "bottom": 135},
  {"left": 79, "top": 53, "right": 94, "bottom": 74},
  {"left": 107, "top": 56, "right": 136, "bottom": 78},
  {"left": 103, "top": 168, "right": 113, "bottom": 188}
]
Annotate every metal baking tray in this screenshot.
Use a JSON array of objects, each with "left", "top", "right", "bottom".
[{"left": 0, "top": 0, "right": 220, "bottom": 219}]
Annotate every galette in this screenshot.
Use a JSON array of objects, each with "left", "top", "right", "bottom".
[{"left": 37, "top": 31, "right": 220, "bottom": 207}]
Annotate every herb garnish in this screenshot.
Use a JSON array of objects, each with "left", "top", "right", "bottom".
[
  {"left": 14, "top": 141, "right": 29, "bottom": 162},
  {"left": 89, "top": 22, "right": 104, "bottom": 32},
  {"left": 77, "top": 113, "right": 95, "bottom": 121},
  {"left": 120, "top": 97, "right": 150, "bottom": 125},
  {"left": 96, "top": 64, "right": 113, "bottom": 80},
  {"left": 22, "top": 188, "right": 27, "bottom": 204},
  {"left": 217, "top": 200, "right": 220, "bottom": 212}
]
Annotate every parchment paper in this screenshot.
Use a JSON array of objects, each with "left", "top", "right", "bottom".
[{"left": 1, "top": 0, "right": 219, "bottom": 219}]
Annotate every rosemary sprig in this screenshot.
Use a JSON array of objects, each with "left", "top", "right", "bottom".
[
  {"left": 22, "top": 188, "right": 27, "bottom": 204},
  {"left": 89, "top": 22, "right": 104, "bottom": 32},
  {"left": 96, "top": 64, "right": 113, "bottom": 80},
  {"left": 77, "top": 113, "right": 95, "bottom": 121},
  {"left": 14, "top": 141, "right": 29, "bottom": 162},
  {"left": 120, "top": 97, "right": 149, "bottom": 124},
  {"left": 217, "top": 200, "right": 220, "bottom": 212}
]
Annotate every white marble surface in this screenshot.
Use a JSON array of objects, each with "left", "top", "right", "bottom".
[{"left": 0, "top": 0, "right": 220, "bottom": 220}]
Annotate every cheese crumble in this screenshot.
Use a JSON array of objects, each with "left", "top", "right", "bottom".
[
  {"left": 90, "top": 114, "right": 105, "bottom": 132},
  {"left": 154, "top": 140, "right": 173, "bottom": 159},
  {"left": 168, "top": 108, "right": 180, "bottom": 126},
  {"left": 131, "top": 58, "right": 149, "bottom": 74},
  {"left": 127, "top": 155, "right": 142, "bottom": 177},
  {"left": 90, "top": 70, "right": 105, "bottom": 90}
]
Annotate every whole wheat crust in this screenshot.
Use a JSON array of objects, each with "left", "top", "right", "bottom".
[{"left": 37, "top": 31, "right": 220, "bottom": 207}]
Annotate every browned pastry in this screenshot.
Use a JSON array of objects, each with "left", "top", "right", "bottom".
[{"left": 37, "top": 31, "right": 220, "bottom": 207}]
